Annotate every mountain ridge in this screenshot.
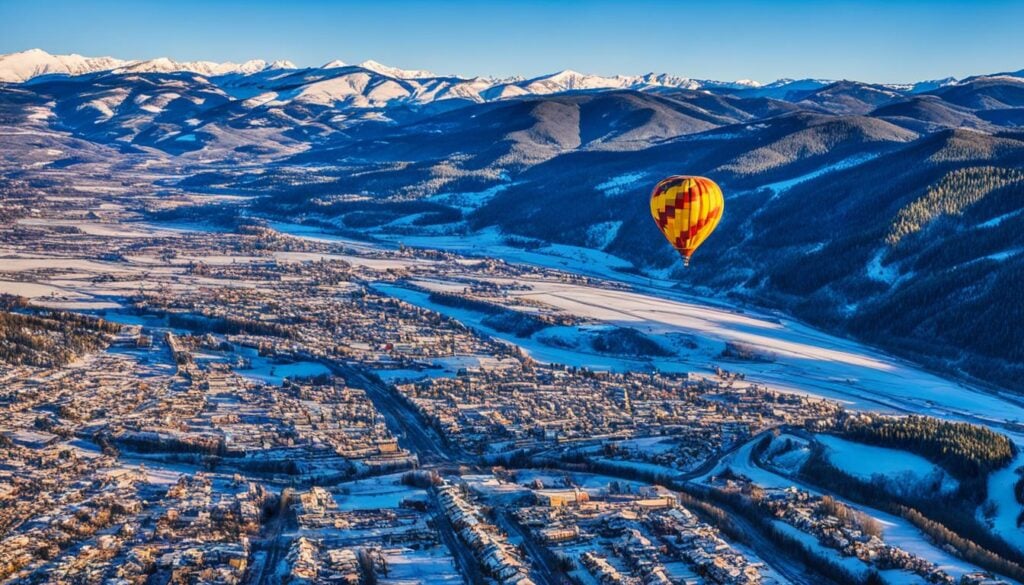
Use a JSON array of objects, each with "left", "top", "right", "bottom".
[
  {"left": 3, "top": 47, "right": 999, "bottom": 94},
  {"left": 3, "top": 47, "right": 1024, "bottom": 391}
]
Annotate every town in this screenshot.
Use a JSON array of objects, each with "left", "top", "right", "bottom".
[{"left": 0, "top": 160, "right": 1019, "bottom": 585}]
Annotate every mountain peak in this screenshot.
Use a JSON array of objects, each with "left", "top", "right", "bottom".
[
  {"left": 0, "top": 48, "right": 129, "bottom": 83},
  {"left": 357, "top": 59, "right": 437, "bottom": 79},
  {"left": 114, "top": 57, "right": 293, "bottom": 77}
]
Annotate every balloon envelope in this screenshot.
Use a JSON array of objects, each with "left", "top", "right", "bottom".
[{"left": 649, "top": 175, "right": 724, "bottom": 266}]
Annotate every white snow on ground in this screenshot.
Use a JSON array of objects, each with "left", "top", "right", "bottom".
[
  {"left": 380, "top": 547, "right": 463, "bottom": 584},
  {"left": 762, "top": 154, "right": 880, "bottom": 200},
  {"left": 276, "top": 221, "right": 660, "bottom": 289},
  {"left": 774, "top": 523, "right": 929, "bottom": 584},
  {"left": 428, "top": 183, "right": 510, "bottom": 211},
  {"left": 612, "top": 435, "right": 680, "bottom": 455},
  {"left": 771, "top": 446, "right": 811, "bottom": 474},
  {"left": 983, "top": 247, "right": 1024, "bottom": 262},
  {"left": 234, "top": 359, "right": 330, "bottom": 385},
  {"left": 497, "top": 279, "right": 1024, "bottom": 431},
  {"left": 704, "top": 437, "right": 987, "bottom": 581},
  {"left": 816, "top": 434, "right": 957, "bottom": 495},
  {"left": 374, "top": 368, "right": 454, "bottom": 384},
  {"left": 371, "top": 283, "right": 654, "bottom": 372},
  {"left": 703, "top": 436, "right": 797, "bottom": 489},
  {"left": 274, "top": 221, "right": 1024, "bottom": 437},
  {"left": 0, "top": 280, "right": 71, "bottom": 297},
  {"left": 592, "top": 458, "right": 684, "bottom": 480},
  {"left": 596, "top": 172, "right": 647, "bottom": 196},
  {"left": 333, "top": 474, "right": 426, "bottom": 511},
  {"left": 979, "top": 209, "right": 1024, "bottom": 228},
  {"left": 372, "top": 226, "right": 636, "bottom": 277},
  {"left": 586, "top": 221, "right": 622, "bottom": 249},
  {"left": 866, "top": 249, "right": 900, "bottom": 283},
  {"left": 374, "top": 355, "right": 517, "bottom": 383},
  {"left": 16, "top": 217, "right": 155, "bottom": 238},
  {"left": 765, "top": 434, "right": 812, "bottom": 474},
  {"left": 268, "top": 222, "right": 388, "bottom": 253},
  {"left": 982, "top": 450, "right": 1024, "bottom": 553}
]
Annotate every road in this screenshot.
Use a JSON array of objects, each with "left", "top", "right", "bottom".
[
  {"left": 679, "top": 426, "right": 782, "bottom": 480},
  {"left": 249, "top": 487, "right": 294, "bottom": 585},
  {"left": 687, "top": 433, "right": 844, "bottom": 585},
  {"left": 319, "top": 358, "right": 458, "bottom": 465},
  {"left": 496, "top": 509, "right": 569, "bottom": 585},
  {"left": 430, "top": 489, "right": 487, "bottom": 585},
  {"left": 707, "top": 504, "right": 834, "bottom": 585},
  {"left": 317, "top": 347, "right": 843, "bottom": 585},
  {"left": 325, "top": 351, "right": 817, "bottom": 584},
  {"left": 322, "top": 358, "right": 574, "bottom": 584}
]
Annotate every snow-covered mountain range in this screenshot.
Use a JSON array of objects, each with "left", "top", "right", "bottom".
[
  {"left": 3, "top": 46, "right": 1024, "bottom": 392},
  {"left": 0, "top": 48, "right": 297, "bottom": 82},
  {"left": 0, "top": 48, "right": 958, "bottom": 103}
]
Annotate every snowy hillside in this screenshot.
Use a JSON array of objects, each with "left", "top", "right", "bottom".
[
  {"left": 4, "top": 46, "right": 1024, "bottom": 392},
  {"left": 0, "top": 48, "right": 129, "bottom": 82}
]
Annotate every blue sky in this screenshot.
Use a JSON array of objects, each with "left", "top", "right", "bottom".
[{"left": 1, "top": 0, "right": 1022, "bottom": 83}]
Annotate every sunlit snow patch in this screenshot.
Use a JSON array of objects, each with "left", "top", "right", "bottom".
[{"left": 597, "top": 172, "right": 647, "bottom": 196}]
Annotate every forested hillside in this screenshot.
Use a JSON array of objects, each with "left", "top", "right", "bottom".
[{"left": 6, "top": 57, "right": 1024, "bottom": 390}]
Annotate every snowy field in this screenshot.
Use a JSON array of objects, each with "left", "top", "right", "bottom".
[
  {"left": 267, "top": 220, "right": 1024, "bottom": 437},
  {"left": 333, "top": 474, "right": 426, "bottom": 511},
  {"left": 374, "top": 355, "right": 518, "bottom": 383},
  {"left": 816, "top": 434, "right": 958, "bottom": 495},
  {"left": 380, "top": 547, "right": 463, "bottom": 585},
  {"left": 231, "top": 348, "right": 330, "bottom": 385},
  {"left": 982, "top": 450, "right": 1024, "bottom": 553},
  {"left": 703, "top": 436, "right": 987, "bottom": 580},
  {"left": 377, "top": 275, "right": 1024, "bottom": 438}
]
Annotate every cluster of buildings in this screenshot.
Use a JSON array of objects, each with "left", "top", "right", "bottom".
[
  {"left": 108, "top": 473, "right": 271, "bottom": 584},
  {"left": 0, "top": 466, "right": 271, "bottom": 584},
  {"left": 284, "top": 476, "right": 461, "bottom": 584},
  {"left": 653, "top": 507, "right": 763, "bottom": 584},
  {"left": 396, "top": 363, "right": 839, "bottom": 470},
  {"left": 2, "top": 180, "right": 1021, "bottom": 585},
  {"left": 100, "top": 357, "right": 415, "bottom": 482},
  {"left": 437, "top": 482, "right": 537, "bottom": 585},
  {"left": 473, "top": 472, "right": 768, "bottom": 585},
  {"left": 0, "top": 467, "right": 146, "bottom": 581},
  {"left": 284, "top": 536, "right": 363, "bottom": 584},
  {"left": 719, "top": 479, "right": 1007, "bottom": 585},
  {"left": 135, "top": 244, "right": 514, "bottom": 371}
]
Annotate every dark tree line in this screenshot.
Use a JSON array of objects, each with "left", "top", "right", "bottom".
[
  {"left": 426, "top": 290, "right": 570, "bottom": 338},
  {"left": 0, "top": 310, "right": 120, "bottom": 367},
  {"left": 832, "top": 414, "right": 1015, "bottom": 479},
  {"left": 888, "top": 166, "right": 1024, "bottom": 244},
  {"left": 166, "top": 311, "right": 293, "bottom": 339}
]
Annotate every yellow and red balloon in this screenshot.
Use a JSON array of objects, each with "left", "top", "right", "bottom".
[{"left": 649, "top": 175, "right": 724, "bottom": 266}]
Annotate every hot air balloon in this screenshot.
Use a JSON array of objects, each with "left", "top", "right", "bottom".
[{"left": 649, "top": 175, "right": 724, "bottom": 267}]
